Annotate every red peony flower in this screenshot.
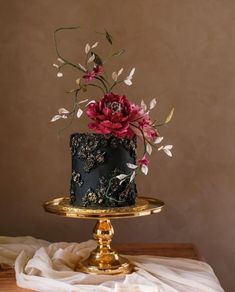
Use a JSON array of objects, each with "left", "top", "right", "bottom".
[
  {"left": 86, "top": 92, "right": 158, "bottom": 140},
  {"left": 83, "top": 65, "right": 103, "bottom": 82}
]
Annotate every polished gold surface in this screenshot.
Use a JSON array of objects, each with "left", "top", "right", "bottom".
[
  {"left": 43, "top": 196, "right": 164, "bottom": 275},
  {"left": 43, "top": 196, "right": 164, "bottom": 219}
]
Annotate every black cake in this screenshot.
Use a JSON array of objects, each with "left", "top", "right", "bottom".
[{"left": 70, "top": 133, "right": 137, "bottom": 208}]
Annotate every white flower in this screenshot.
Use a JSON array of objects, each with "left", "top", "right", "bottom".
[
  {"left": 130, "top": 171, "right": 136, "bottom": 182},
  {"left": 53, "top": 63, "right": 59, "bottom": 68},
  {"left": 57, "top": 58, "right": 65, "bottom": 64},
  {"left": 85, "top": 43, "right": 90, "bottom": 54},
  {"left": 127, "top": 163, "right": 138, "bottom": 169},
  {"left": 77, "top": 108, "right": 83, "bottom": 118},
  {"left": 146, "top": 143, "right": 152, "bottom": 155},
  {"left": 57, "top": 72, "right": 63, "bottom": 78},
  {"left": 141, "top": 164, "right": 148, "bottom": 175},
  {"left": 50, "top": 114, "right": 67, "bottom": 122},
  {"left": 91, "top": 42, "right": 98, "bottom": 48},
  {"left": 141, "top": 100, "right": 147, "bottom": 111},
  {"left": 124, "top": 68, "right": 135, "bottom": 86},
  {"left": 158, "top": 145, "right": 173, "bottom": 157},
  {"left": 154, "top": 137, "right": 164, "bottom": 144},
  {"left": 88, "top": 54, "right": 95, "bottom": 63},
  {"left": 149, "top": 98, "right": 157, "bottom": 110},
  {"left": 58, "top": 108, "right": 69, "bottom": 114},
  {"left": 112, "top": 68, "right": 124, "bottom": 82}
]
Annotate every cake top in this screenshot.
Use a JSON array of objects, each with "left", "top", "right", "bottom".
[{"left": 50, "top": 26, "right": 173, "bottom": 184}]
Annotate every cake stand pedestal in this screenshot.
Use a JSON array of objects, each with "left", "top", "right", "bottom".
[{"left": 43, "top": 196, "right": 164, "bottom": 275}]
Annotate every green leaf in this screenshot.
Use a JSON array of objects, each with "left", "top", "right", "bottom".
[
  {"left": 105, "top": 29, "right": 113, "bottom": 45},
  {"left": 91, "top": 52, "right": 103, "bottom": 66},
  {"left": 112, "top": 49, "right": 125, "bottom": 57},
  {"left": 165, "top": 108, "right": 174, "bottom": 124}
]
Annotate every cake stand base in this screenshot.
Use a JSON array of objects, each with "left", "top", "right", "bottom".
[{"left": 76, "top": 219, "right": 133, "bottom": 275}]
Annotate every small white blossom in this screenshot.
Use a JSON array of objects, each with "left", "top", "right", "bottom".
[
  {"left": 127, "top": 163, "right": 138, "bottom": 169},
  {"left": 53, "top": 63, "right": 59, "bottom": 68},
  {"left": 57, "top": 58, "right": 65, "bottom": 64},
  {"left": 88, "top": 54, "right": 95, "bottom": 63},
  {"left": 116, "top": 174, "right": 128, "bottom": 180},
  {"left": 85, "top": 43, "right": 90, "bottom": 54},
  {"left": 141, "top": 100, "right": 147, "bottom": 111},
  {"left": 50, "top": 114, "right": 67, "bottom": 122},
  {"left": 57, "top": 72, "right": 63, "bottom": 78},
  {"left": 154, "top": 137, "right": 164, "bottom": 144},
  {"left": 146, "top": 143, "right": 152, "bottom": 155},
  {"left": 124, "top": 67, "right": 135, "bottom": 86},
  {"left": 58, "top": 108, "right": 69, "bottom": 114},
  {"left": 91, "top": 42, "right": 98, "bottom": 48},
  {"left": 149, "top": 98, "right": 157, "bottom": 110},
  {"left": 141, "top": 164, "right": 148, "bottom": 175},
  {"left": 77, "top": 108, "right": 83, "bottom": 118},
  {"left": 158, "top": 145, "right": 173, "bottom": 157}
]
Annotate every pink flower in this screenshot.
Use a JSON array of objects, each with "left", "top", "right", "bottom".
[
  {"left": 83, "top": 65, "right": 103, "bottom": 81},
  {"left": 86, "top": 93, "right": 135, "bottom": 138},
  {"left": 138, "top": 154, "right": 149, "bottom": 175},
  {"left": 138, "top": 155, "right": 149, "bottom": 166}
]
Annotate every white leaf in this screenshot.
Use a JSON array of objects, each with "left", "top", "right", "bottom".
[
  {"left": 158, "top": 146, "right": 164, "bottom": 151},
  {"left": 77, "top": 108, "right": 83, "bottom": 118},
  {"left": 127, "top": 163, "right": 138, "bottom": 169},
  {"left": 141, "top": 164, "right": 148, "bottom": 175},
  {"left": 112, "top": 72, "right": 118, "bottom": 81},
  {"left": 116, "top": 174, "right": 128, "bottom": 180},
  {"left": 130, "top": 171, "right": 135, "bottom": 182},
  {"left": 141, "top": 100, "right": 147, "bottom": 111},
  {"left": 91, "top": 42, "right": 98, "bottom": 48},
  {"left": 57, "top": 58, "right": 65, "bottom": 64},
  {"left": 51, "top": 115, "right": 61, "bottom": 122},
  {"left": 88, "top": 54, "right": 95, "bottom": 63},
  {"left": 129, "top": 67, "right": 135, "bottom": 77},
  {"left": 154, "top": 137, "right": 164, "bottom": 144},
  {"left": 85, "top": 43, "right": 90, "bottom": 54},
  {"left": 78, "top": 63, "right": 87, "bottom": 71},
  {"left": 57, "top": 72, "right": 63, "bottom": 78},
  {"left": 164, "top": 145, "right": 173, "bottom": 150},
  {"left": 124, "top": 79, "right": 132, "bottom": 86},
  {"left": 79, "top": 99, "right": 89, "bottom": 104},
  {"left": 146, "top": 143, "right": 152, "bottom": 155},
  {"left": 58, "top": 108, "right": 69, "bottom": 114},
  {"left": 164, "top": 149, "right": 172, "bottom": 157},
  {"left": 149, "top": 98, "right": 157, "bottom": 110},
  {"left": 118, "top": 68, "right": 123, "bottom": 76},
  {"left": 53, "top": 63, "right": 59, "bottom": 68}
]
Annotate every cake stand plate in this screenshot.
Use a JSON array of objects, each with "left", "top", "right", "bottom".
[{"left": 43, "top": 196, "right": 164, "bottom": 275}]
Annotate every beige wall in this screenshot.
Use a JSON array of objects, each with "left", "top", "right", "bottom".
[{"left": 0, "top": 0, "right": 235, "bottom": 290}]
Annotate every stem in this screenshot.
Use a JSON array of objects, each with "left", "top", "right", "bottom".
[
  {"left": 130, "top": 123, "right": 147, "bottom": 156},
  {"left": 86, "top": 83, "right": 105, "bottom": 94},
  {"left": 95, "top": 76, "right": 109, "bottom": 93},
  {"left": 109, "top": 80, "right": 124, "bottom": 91}
]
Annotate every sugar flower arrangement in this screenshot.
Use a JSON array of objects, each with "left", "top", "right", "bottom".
[{"left": 51, "top": 26, "right": 174, "bottom": 183}]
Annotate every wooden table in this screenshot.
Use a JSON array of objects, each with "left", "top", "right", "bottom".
[{"left": 0, "top": 243, "right": 203, "bottom": 291}]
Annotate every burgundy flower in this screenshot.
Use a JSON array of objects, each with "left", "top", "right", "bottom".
[
  {"left": 83, "top": 65, "right": 102, "bottom": 82},
  {"left": 86, "top": 93, "right": 136, "bottom": 138},
  {"left": 138, "top": 154, "right": 149, "bottom": 166}
]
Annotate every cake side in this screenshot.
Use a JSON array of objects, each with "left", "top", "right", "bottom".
[{"left": 70, "top": 133, "right": 137, "bottom": 208}]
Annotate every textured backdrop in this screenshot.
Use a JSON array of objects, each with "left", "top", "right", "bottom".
[{"left": 0, "top": 0, "right": 234, "bottom": 291}]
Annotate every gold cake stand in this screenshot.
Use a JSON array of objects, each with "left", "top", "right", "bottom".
[{"left": 43, "top": 196, "right": 164, "bottom": 275}]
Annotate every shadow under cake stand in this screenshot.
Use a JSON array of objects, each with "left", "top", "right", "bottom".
[{"left": 43, "top": 196, "right": 164, "bottom": 275}]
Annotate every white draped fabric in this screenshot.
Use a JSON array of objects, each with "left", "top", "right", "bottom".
[{"left": 0, "top": 236, "right": 224, "bottom": 292}]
